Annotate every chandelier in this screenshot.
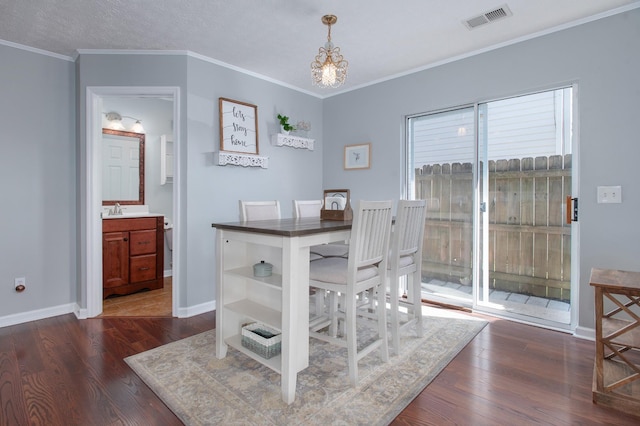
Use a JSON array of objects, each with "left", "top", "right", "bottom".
[{"left": 310, "top": 15, "right": 348, "bottom": 88}]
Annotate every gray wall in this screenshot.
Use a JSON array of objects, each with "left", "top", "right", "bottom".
[
  {"left": 0, "top": 45, "right": 75, "bottom": 319},
  {"left": 322, "top": 8, "right": 640, "bottom": 330}
]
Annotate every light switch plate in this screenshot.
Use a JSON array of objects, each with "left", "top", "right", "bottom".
[{"left": 597, "top": 185, "right": 622, "bottom": 204}]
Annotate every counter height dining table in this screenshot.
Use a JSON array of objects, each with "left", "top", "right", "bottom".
[{"left": 211, "top": 218, "right": 352, "bottom": 404}]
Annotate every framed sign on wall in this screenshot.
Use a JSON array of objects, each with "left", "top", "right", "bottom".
[{"left": 219, "top": 97, "right": 259, "bottom": 154}]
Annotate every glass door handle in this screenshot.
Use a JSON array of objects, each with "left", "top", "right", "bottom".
[{"left": 566, "top": 196, "right": 578, "bottom": 224}]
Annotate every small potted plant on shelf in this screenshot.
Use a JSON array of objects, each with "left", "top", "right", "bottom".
[{"left": 277, "top": 114, "right": 296, "bottom": 134}]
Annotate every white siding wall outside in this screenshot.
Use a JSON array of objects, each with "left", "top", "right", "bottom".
[{"left": 412, "top": 89, "right": 572, "bottom": 167}]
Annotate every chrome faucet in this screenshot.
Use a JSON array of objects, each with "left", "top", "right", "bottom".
[{"left": 110, "top": 203, "right": 123, "bottom": 215}]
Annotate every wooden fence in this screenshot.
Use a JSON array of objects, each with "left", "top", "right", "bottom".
[{"left": 415, "top": 154, "right": 572, "bottom": 301}]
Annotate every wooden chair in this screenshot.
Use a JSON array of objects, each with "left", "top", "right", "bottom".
[
  {"left": 308, "top": 200, "right": 393, "bottom": 385},
  {"left": 387, "top": 199, "right": 427, "bottom": 355},
  {"left": 239, "top": 200, "right": 281, "bottom": 221}
]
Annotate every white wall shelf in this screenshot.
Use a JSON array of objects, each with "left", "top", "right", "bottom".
[
  {"left": 216, "top": 151, "right": 269, "bottom": 168},
  {"left": 271, "top": 133, "right": 314, "bottom": 150},
  {"left": 160, "top": 134, "right": 173, "bottom": 184}
]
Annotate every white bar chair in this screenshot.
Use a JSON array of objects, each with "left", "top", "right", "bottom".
[
  {"left": 293, "top": 199, "right": 344, "bottom": 317},
  {"left": 388, "top": 199, "right": 427, "bottom": 355},
  {"left": 308, "top": 200, "right": 393, "bottom": 385},
  {"left": 293, "top": 199, "right": 349, "bottom": 258},
  {"left": 239, "top": 200, "right": 281, "bottom": 221},
  {"left": 292, "top": 199, "right": 323, "bottom": 219}
]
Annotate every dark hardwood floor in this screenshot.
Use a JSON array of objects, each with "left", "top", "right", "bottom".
[{"left": 1, "top": 309, "right": 638, "bottom": 425}]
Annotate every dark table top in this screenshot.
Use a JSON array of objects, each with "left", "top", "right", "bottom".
[{"left": 211, "top": 217, "right": 352, "bottom": 237}]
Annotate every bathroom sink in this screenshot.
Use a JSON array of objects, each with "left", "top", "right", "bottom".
[{"left": 102, "top": 204, "right": 158, "bottom": 218}]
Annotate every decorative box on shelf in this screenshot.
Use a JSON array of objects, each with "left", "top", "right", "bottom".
[
  {"left": 271, "top": 133, "right": 315, "bottom": 150},
  {"left": 241, "top": 323, "right": 282, "bottom": 359},
  {"left": 321, "top": 189, "right": 353, "bottom": 221}
]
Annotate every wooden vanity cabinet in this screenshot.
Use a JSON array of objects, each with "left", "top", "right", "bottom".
[{"left": 102, "top": 216, "right": 164, "bottom": 298}]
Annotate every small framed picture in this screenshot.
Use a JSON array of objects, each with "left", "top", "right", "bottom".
[
  {"left": 219, "top": 97, "right": 259, "bottom": 155},
  {"left": 344, "top": 143, "right": 371, "bottom": 170}
]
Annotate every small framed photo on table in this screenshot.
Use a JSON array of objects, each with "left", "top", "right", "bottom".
[{"left": 344, "top": 143, "right": 371, "bottom": 170}]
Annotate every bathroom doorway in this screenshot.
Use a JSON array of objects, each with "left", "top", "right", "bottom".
[
  {"left": 85, "top": 87, "right": 181, "bottom": 318},
  {"left": 100, "top": 96, "right": 174, "bottom": 316}
]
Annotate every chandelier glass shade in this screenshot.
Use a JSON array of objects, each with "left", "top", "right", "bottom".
[{"left": 311, "top": 15, "right": 348, "bottom": 88}]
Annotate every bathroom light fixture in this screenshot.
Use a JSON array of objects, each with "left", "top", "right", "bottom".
[
  {"left": 130, "top": 119, "right": 145, "bottom": 133},
  {"left": 104, "top": 111, "right": 145, "bottom": 133},
  {"left": 310, "top": 14, "right": 348, "bottom": 88},
  {"left": 105, "top": 111, "right": 125, "bottom": 130}
]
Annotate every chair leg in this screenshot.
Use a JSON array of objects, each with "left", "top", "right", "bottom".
[
  {"left": 411, "top": 270, "right": 423, "bottom": 337},
  {"left": 389, "top": 275, "right": 401, "bottom": 355},
  {"left": 377, "top": 282, "right": 389, "bottom": 362},
  {"left": 313, "top": 287, "right": 325, "bottom": 317},
  {"left": 328, "top": 291, "right": 339, "bottom": 337},
  {"left": 345, "top": 290, "right": 359, "bottom": 386}
]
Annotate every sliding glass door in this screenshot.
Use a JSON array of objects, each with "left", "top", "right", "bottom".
[{"left": 408, "top": 87, "right": 575, "bottom": 328}]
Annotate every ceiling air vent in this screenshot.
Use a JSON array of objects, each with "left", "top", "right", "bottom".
[{"left": 463, "top": 4, "right": 513, "bottom": 30}]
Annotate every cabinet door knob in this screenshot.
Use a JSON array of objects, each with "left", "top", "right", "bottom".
[{"left": 123, "top": 237, "right": 128, "bottom": 241}]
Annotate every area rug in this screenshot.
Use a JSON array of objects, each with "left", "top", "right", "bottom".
[{"left": 125, "top": 307, "right": 486, "bottom": 425}]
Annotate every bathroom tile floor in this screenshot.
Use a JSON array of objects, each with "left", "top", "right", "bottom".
[{"left": 100, "top": 277, "right": 172, "bottom": 317}]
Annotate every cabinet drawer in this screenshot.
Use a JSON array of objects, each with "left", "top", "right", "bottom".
[
  {"left": 130, "top": 254, "right": 157, "bottom": 282},
  {"left": 130, "top": 230, "right": 157, "bottom": 255},
  {"left": 103, "top": 217, "right": 159, "bottom": 233}
]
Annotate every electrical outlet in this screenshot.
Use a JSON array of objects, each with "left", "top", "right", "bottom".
[
  {"left": 597, "top": 185, "right": 622, "bottom": 204},
  {"left": 14, "top": 277, "right": 26, "bottom": 291}
]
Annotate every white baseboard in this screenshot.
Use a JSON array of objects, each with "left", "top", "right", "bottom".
[
  {"left": 2, "top": 299, "right": 215, "bottom": 327},
  {"left": 75, "top": 303, "right": 89, "bottom": 319},
  {"left": 0, "top": 303, "right": 76, "bottom": 328},
  {"left": 164, "top": 269, "right": 173, "bottom": 278},
  {"left": 177, "top": 300, "right": 216, "bottom": 318},
  {"left": 573, "top": 325, "right": 595, "bottom": 341}
]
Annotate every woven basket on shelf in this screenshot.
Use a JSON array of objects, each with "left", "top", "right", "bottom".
[{"left": 241, "top": 323, "right": 282, "bottom": 359}]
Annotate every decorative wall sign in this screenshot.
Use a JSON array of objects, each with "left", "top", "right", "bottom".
[
  {"left": 344, "top": 143, "right": 371, "bottom": 170},
  {"left": 219, "top": 98, "right": 259, "bottom": 154}
]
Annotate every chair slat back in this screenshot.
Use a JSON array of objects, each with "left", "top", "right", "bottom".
[
  {"left": 349, "top": 200, "right": 393, "bottom": 270},
  {"left": 239, "top": 200, "right": 281, "bottom": 221},
  {"left": 390, "top": 200, "right": 427, "bottom": 268}
]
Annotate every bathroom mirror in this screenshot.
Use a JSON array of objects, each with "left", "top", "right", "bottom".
[{"left": 102, "top": 128, "right": 145, "bottom": 205}]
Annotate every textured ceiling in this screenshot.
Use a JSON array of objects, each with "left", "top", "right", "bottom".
[{"left": 1, "top": 0, "right": 638, "bottom": 97}]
